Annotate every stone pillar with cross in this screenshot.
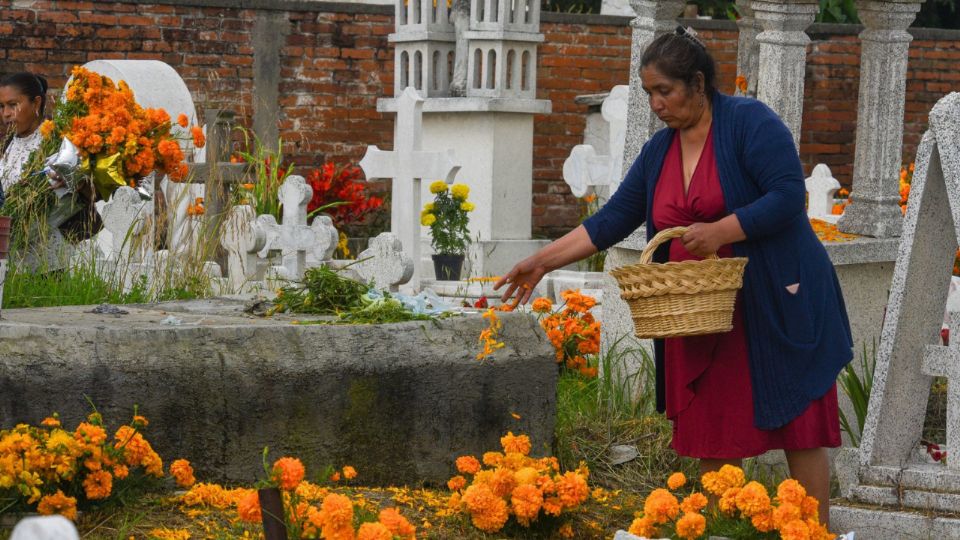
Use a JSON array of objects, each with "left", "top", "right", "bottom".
[
  {"left": 831, "top": 93, "right": 960, "bottom": 535},
  {"left": 361, "top": 87, "right": 461, "bottom": 291}
]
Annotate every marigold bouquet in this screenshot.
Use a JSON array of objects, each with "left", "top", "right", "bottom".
[
  {"left": 421, "top": 180, "right": 474, "bottom": 255},
  {"left": 305, "top": 162, "right": 383, "bottom": 226},
  {"left": 183, "top": 453, "right": 416, "bottom": 540},
  {"left": 446, "top": 431, "right": 590, "bottom": 534},
  {"left": 0, "top": 408, "right": 179, "bottom": 521},
  {"left": 40, "top": 66, "right": 203, "bottom": 198},
  {"left": 627, "top": 465, "right": 834, "bottom": 540},
  {"left": 531, "top": 290, "right": 601, "bottom": 378}
]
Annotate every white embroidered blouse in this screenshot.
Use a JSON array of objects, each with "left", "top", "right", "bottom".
[{"left": 0, "top": 128, "right": 42, "bottom": 192}]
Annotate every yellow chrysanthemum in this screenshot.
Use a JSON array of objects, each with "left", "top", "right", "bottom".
[
  {"left": 451, "top": 183, "right": 470, "bottom": 200},
  {"left": 430, "top": 180, "right": 449, "bottom": 194},
  {"left": 421, "top": 213, "right": 436, "bottom": 226},
  {"left": 423, "top": 202, "right": 435, "bottom": 212},
  {"left": 460, "top": 201, "right": 476, "bottom": 212}
]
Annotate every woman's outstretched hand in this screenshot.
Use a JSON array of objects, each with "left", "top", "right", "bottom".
[{"left": 494, "top": 255, "right": 548, "bottom": 306}]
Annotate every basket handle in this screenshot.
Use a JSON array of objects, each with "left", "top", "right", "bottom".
[{"left": 639, "top": 226, "right": 720, "bottom": 264}]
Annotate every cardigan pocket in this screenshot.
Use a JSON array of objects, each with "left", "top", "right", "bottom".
[{"left": 779, "top": 280, "right": 816, "bottom": 344}]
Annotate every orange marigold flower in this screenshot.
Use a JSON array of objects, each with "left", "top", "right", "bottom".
[
  {"left": 462, "top": 484, "right": 509, "bottom": 533},
  {"left": 735, "top": 481, "right": 771, "bottom": 517},
  {"left": 780, "top": 518, "right": 811, "bottom": 540},
  {"left": 41, "top": 416, "right": 61, "bottom": 428},
  {"left": 556, "top": 471, "right": 589, "bottom": 508},
  {"left": 39, "top": 120, "right": 55, "bottom": 139},
  {"left": 456, "top": 455, "right": 481, "bottom": 474},
  {"left": 482, "top": 451, "right": 503, "bottom": 467},
  {"left": 357, "top": 522, "right": 392, "bottom": 540},
  {"left": 531, "top": 297, "right": 553, "bottom": 313},
  {"left": 177, "top": 113, "right": 189, "bottom": 128},
  {"left": 83, "top": 469, "right": 113, "bottom": 500},
  {"left": 643, "top": 488, "right": 679, "bottom": 524},
  {"left": 448, "top": 475, "right": 467, "bottom": 491},
  {"left": 718, "top": 487, "right": 740, "bottom": 515},
  {"left": 330, "top": 471, "right": 341, "bottom": 482},
  {"left": 242, "top": 182, "right": 255, "bottom": 190},
  {"left": 191, "top": 125, "right": 206, "bottom": 148},
  {"left": 236, "top": 489, "right": 261, "bottom": 523},
  {"left": 675, "top": 512, "right": 706, "bottom": 540},
  {"left": 321, "top": 493, "right": 354, "bottom": 534},
  {"left": 271, "top": 457, "right": 305, "bottom": 490},
  {"left": 74, "top": 422, "right": 107, "bottom": 446},
  {"left": 500, "top": 432, "right": 531, "bottom": 455},
  {"left": 170, "top": 459, "right": 195, "bottom": 488},
  {"left": 542, "top": 495, "right": 563, "bottom": 516},
  {"left": 511, "top": 483, "right": 543, "bottom": 526},
  {"left": 800, "top": 495, "right": 820, "bottom": 520},
  {"left": 680, "top": 492, "right": 708, "bottom": 514},
  {"left": 37, "top": 490, "right": 78, "bottom": 521},
  {"left": 514, "top": 466, "right": 539, "bottom": 486},
  {"left": 628, "top": 515, "right": 657, "bottom": 537},
  {"left": 735, "top": 74, "right": 748, "bottom": 94},
  {"left": 341, "top": 465, "right": 357, "bottom": 480},
  {"left": 667, "top": 472, "right": 686, "bottom": 490},
  {"left": 773, "top": 501, "right": 803, "bottom": 528},
  {"left": 751, "top": 509, "right": 776, "bottom": 532},
  {"left": 132, "top": 415, "right": 149, "bottom": 427},
  {"left": 378, "top": 507, "right": 416, "bottom": 539},
  {"left": 777, "top": 478, "right": 807, "bottom": 506}
]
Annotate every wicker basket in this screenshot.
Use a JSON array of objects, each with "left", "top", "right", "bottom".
[{"left": 609, "top": 226, "right": 748, "bottom": 339}]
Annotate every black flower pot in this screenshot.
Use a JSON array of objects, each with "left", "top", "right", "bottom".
[{"left": 432, "top": 253, "right": 465, "bottom": 281}]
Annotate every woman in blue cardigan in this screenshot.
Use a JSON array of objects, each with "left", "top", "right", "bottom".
[{"left": 495, "top": 28, "right": 852, "bottom": 525}]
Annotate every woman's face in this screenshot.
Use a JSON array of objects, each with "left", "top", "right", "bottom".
[
  {"left": 640, "top": 64, "right": 702, "bottom": 130},
  {"left": 0, "top": 85, "right": 41, "bottom": 137}
]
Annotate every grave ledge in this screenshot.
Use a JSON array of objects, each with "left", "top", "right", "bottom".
[
  {"left": 377, "top": 97, "right": 552, "bottom": 115},
  {"left": 832, "top": 503, "right": 960, "bottom": 539},
  {"left": 0, "top": 301, "right": 558, "bottom": 486}
]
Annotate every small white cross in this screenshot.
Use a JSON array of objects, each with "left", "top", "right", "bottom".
[
  {"left": 805, "top": 163, "right": 842, "bottom": 223},
  {"left": 563, "top": 85, "right": 628, "bottom": 199},
  {"left": 353, "top": 232, "right": 414, "bottom": 292}
]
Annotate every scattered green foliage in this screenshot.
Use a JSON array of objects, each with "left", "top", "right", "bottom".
[
  {"left": 837, "top": 341, "right": 876, "bottom": 447},
  {"left": 816, "top": 0, "right": 859, "bottom": 23}
]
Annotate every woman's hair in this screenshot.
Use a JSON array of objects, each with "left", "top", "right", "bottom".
[
  {"left": 1, "top": 72, "right": 49, "bottom": 118},
  {"left": 640, "top": 27, "right": 717, "bottom": 95}
]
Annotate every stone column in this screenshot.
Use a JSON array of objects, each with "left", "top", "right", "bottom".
[
  {"left": 751, "top": 0, "right": 818, "bottom": 149},
  {"left": 620, "top": 0, "right": 683, "bottom": 180},
  {"left": 735, "top": 0, "right": 761, "bottom": 96},
  {"left": 836, "top": 0, "right": 921, "bottom": 238}
]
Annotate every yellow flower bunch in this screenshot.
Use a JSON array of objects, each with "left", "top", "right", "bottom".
[
  {"left": 628, "top": 466, "right": 834, "bottom": 540},
  {"left": 422, "top": 180, "right": 473, "bottom": 255},
  {"left": 0, "top": 409, "right": 180, "bottom": 521},
  {"left": 447, "top": 431, "right": 590, "bottom": 534},
  {"left": 531, "top": 290, "right": 601, "bottom": 378}
]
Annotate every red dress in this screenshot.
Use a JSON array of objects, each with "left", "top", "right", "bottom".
[{"left": 651, "top": 130, "right": 841, "bottom": 459}]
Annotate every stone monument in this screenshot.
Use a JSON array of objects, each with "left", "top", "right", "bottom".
[
  {"left": 832, "top": 93, "right": 960, "bottom": 536},
  {"left": 381, "top": 0, "right": 552, "bottom": 278}
]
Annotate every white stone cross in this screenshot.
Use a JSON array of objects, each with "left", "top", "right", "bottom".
[
  {"left": 353, "top": 232, "right": 414, "bottom": 292},
  {"left": 805, "top": 163, "right": 842, "bottom": 224},
  {"left": 99, "top": 186, "right": 150, "bottom": 265},
  {"left": 922, "top": 312, "right": 960, "bottom": 470},
  {"left": 359, "top": 86, "right": 461, "bottom": 291},
  {"left": 257, "top": 175, "right": 317, "bottom": 281},
  {"left": 306, "top": 215, "right": 339, "bottom": 267},
  {"left": 221, "top": 205, "right": 267, "bottom": 290},
  {"left": 563, "top": 85, "right": 628, "bottom": 200}
]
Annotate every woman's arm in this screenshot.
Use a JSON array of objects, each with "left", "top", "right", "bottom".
[
  {"left": 495, "top": 225, "right": 597, "bottom": 304},
  {"left": 730, "top": 103, "right": 807, "bottom": 240}
]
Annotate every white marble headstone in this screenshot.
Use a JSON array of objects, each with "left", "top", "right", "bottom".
[
  {"left": 353, "top": 232, "right": 414, "bottom": 292},
  {"left": 805, "top": 163, "right": 842, "bottom": 223}
]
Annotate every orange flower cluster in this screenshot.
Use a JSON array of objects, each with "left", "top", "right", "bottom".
[
  {"left": 532, "top": 290, "right": 600, "bottom": 378},
  {"left": 447, "top": 431, "right": 590, "bottom": 534},
  {"left": 184, "top": 458, "right": 414, "bottom": 540},
  {"left": 899, "top": 162, "right": 914, "bottom": 215},
  {"left": 0, "top": 410, "right": 177, "bottom": 521},
  {"left": 169, "top": 459, "right": 196, "bottom": 488},
  {"left": 56, "top": 66, "right": 204, "bottom": 184},
  {"left": 830, "top": 188, "right": 850, "bottom": 216},
  {"left": 477, "top": 307, "right": 505, "bottom": 361},
  {"left": 735, "top": 74, "right": 748, "bottom": 95},
  {"left": 186, "top": 196, "right": 205, "bottom": 216},
  {"left": 630, "top": 465, "right": 834, "bottom": 540},
  {"left": 809, "top": 218, "right": 859, "bottom": 243}
]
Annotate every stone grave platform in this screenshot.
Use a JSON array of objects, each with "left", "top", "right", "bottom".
[{"left": 0, "top": 299, "right": 557, "bottom": 486}]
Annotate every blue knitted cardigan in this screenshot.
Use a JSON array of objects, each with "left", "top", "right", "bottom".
[{"left": 584, "top": 91, "right": 853, "bottom": 430}]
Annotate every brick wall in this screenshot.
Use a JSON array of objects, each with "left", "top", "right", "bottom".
[{"left": 2, "top": 1, "right": 958, "bottom": 238}]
